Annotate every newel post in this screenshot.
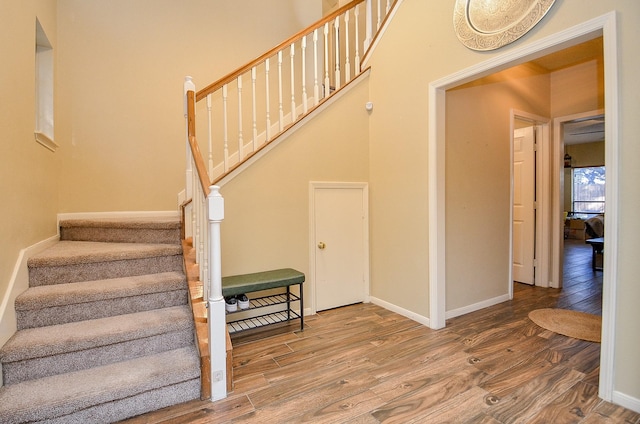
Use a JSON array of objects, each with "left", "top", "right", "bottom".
[{"left": 207, "top": 185, "right": 227, "bottom": 400}]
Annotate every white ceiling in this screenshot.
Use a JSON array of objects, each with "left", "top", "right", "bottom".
[{"left": 563, "top": 117, "right": 605, "bottom": 145}]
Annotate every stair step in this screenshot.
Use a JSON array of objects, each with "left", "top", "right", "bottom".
[
  {"left": 60, "top": 217, "right": 181, "bottom": 245},
  {"left": 27, "top": 241, "right": 183, "bottom": 286},
  {"left": 0, "top": 346, "right": 200, "bottom": 424},
  {"left": 15, "top": 271, "right": 188, "bottom": 329},
  {"left": 1, "top": 305, "right": 194, "bottom": 384}
]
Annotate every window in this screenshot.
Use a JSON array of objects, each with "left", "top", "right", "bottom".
[
  {"left": 572, "top": 166, "right": 605, "bottom": 213},
  {"left": 35, "top": 18, "right": 57, "bottom": 151}
]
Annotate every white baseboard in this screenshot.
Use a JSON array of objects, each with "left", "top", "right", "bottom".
[
  {"left": 612, "top": 390, "right": 640, "bottom": 414},
  {"left": 369, "top": 296, "right": 430, "bottom": 328},
  {"left": 445, "top": 294, "right": 511, "bottom": 320}
]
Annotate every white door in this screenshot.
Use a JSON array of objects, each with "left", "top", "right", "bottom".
[
  {"left": 313, "top": 185, "right": 367, "bottom": 311},
  {"left": 513, "top": 126, "right": 536, "bottom": 285}
]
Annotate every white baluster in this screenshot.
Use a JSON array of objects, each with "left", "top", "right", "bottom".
[
  {"left": 344, "top": 10, "right": 351, "bottom": 82},
  {"left": 290, "top": 43, "right": 296, "bottom": 121},
  {"left": 278, "top": 50, "right": 284, "bottom": 132},
  {"left": 202, "top": 192, "right": 209, "bottom": 303},
  {"left": 192, "top": 156, "right": 199, "bottom": 276},
  {"left": 206, "top": 94, "right": 213, "bottom": 176},
  {"left": 196, "top": 185, "right": 204, "bottom": 286},
  {"left": 251, "top": 67, "right": 257, "bottom": 153},
  {"left": 265, "top": 58, "right": 271, "bottom": 142},
  {"left": 237, "top": 75, "right": 244, "bottom": 162},
  {"left": 365, "top": 0, "right": 372, "bottom": 51},
  {"left": 301, "top": 36, "right": 308, "bottom": 114},
  {"left": 324, "top": 22, "right": 330, "bottom": 97},
  {"left": 377, "top": 0, "right": 382, "bottom": 30},
  {"left": 386, "top": 0, "right": 391, "bottom": 14},
  {"left": 355, "top": 4, "right": 361, "bottom": 72},
  {"left": 222, "top": 84, "right": 229, "bottom": 172},
  {"left": 190, "top": 155, "right": 196, "bottom": 250},
  {"left": 313, "top": 29, "right": 319, "bottom": 106},
  {"left": 334, "top": 17, "right": 341, "bottom": 90}
]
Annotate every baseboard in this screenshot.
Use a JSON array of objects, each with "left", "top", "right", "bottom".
[
  {"left": 612, "top": 390, "right": 640, "bottom": 414},
  {"left": 445, "top": 294, "right": 511, "bottom": 320},
  {"left": 369, "top": 296, "right": 430, "bottom": 328},
  {"left": 0, "top": 235, "right": 59, "bottom": 354}
]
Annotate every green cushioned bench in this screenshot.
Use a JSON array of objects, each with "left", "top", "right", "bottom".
[{"left": 222, "top": 268, "right": 304, "bottom": 334}]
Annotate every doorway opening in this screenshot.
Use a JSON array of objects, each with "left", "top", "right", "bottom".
[
  {"left": 429, "top": 12, "right": 619, "bottom": 401},
  {"left": 554, "top": 110, "right": 605, "bottom": 287}
]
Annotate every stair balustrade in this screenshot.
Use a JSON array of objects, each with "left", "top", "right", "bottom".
[{"left": 183, "top": 0, "right": 397, "bottom": 402}]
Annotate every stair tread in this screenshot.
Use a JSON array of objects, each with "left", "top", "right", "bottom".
[
  {"left": 28, "top": 240, "right": 182, "bottom": 268},
  {"left": 59, "top": 217, "right": 180, "bottom": 230},
  {"left": 0, "top": 346, "right": 199, "bottom": 423},
  {"left": 0, "top": 305, "right": 193, "bottom": 362},
  {"left": 15, "top": 271, "right": 186, "bottom": 311}
]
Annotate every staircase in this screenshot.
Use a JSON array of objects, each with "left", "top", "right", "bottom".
[{"left": 0, "top": 217, "right": 201, "bottom": 423}]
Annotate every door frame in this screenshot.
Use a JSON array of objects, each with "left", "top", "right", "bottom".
[
  {"left": 510, "top": 110, "right": 551, "bottom": 299},
  {"left": 308, "top": 181, "right": 370, "bottom": 314},
  {"left": 429, "top": 12, "right": 618, "bottom": 401},
  {"left": 551, "top": 108, "right": 605, "bottom": 289}
]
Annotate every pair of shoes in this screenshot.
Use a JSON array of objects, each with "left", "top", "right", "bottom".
[
  {"left": 225, "top": 296, "right": 237, "bottom": 312},
  {"left": 237, "top": 294, "right": 250, "bottom": 310},
  {"left": 225, "top": 294, "right": 250, "bottom": 312}
]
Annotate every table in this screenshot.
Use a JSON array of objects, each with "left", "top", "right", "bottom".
[{"left": 585, "top": 237, "right": 604, "bottom": 271}]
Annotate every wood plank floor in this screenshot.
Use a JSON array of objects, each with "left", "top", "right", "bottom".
[{"left": 120, "top": 239, "right": 639, "bottom": 423}]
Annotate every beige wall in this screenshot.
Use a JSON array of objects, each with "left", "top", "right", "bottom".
[
  {"left": 0, "top": 0, "right": 59, "bottom": 340},
  {"left": 219, "top": 78, "right": 370, "bottom": 303},
  {"left": 445, "top": 68, "right": 550, "bottom": 311},
  {"left": 2, "top": 0, "right": 639, "bottom": 407},
  {"left": 55, "top": 0, "right": 321, "bottom": 213},
  {"left": 367, "top": 0, "right": 640, "bottom": 404},
  {"left": 551, "top": 59, "right": 604, "bottom": 117}
]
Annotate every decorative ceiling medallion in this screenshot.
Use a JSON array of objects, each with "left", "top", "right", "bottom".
[{"left": 453, "top": 0, "right": 556, "bottom": 51}]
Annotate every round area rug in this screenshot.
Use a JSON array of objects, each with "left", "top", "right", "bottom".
[{"left": 528, "top": 308, "right": 602, "bottom": 342}]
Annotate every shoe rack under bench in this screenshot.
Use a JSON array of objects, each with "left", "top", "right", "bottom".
[{"left": 221, "top": 268, "right": 305, "bottom": 334}]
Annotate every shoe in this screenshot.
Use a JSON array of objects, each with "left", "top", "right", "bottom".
[
  {"left": 225, "top": 296, "right": 237, "bottom": 312},
  {"left": 237, "top": 294, "right": 250, "bottom": 310}
]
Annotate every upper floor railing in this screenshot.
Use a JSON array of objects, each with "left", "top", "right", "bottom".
[{"left": 183, "top": 0, "right": 398, "bottom": 401}]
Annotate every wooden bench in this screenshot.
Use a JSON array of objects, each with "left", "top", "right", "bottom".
[{"left": 222, "top": 268, "right": 304, "bottom": 334}]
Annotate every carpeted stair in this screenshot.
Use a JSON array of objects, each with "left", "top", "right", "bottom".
[{"left": 0, "top": 217, "right": 201, "bottom": 423}]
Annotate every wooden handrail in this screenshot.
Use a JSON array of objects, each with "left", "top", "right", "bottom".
[
  {"left": 189, "top": 135, "right": 212, "bottom": 197},
  {"left": 196, "top": 0, "right": 367, "bottom": 102},
  {"left": 186, "top": 89, "right": 212, "bottom": 197}
]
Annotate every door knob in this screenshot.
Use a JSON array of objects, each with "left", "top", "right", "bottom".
[{"left": 317, "top": 242, "right": 326, "bottom": 250}]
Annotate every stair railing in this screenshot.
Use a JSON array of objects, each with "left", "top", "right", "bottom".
[
  {"left": 183, "top": 0, "right": 398, "bottom": 401},
  {"left": 191, "top": 0, "right": 396, "bottom": 186},
  {"left": 184, "top": 77, "right": 227, "bottom": 401}
]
